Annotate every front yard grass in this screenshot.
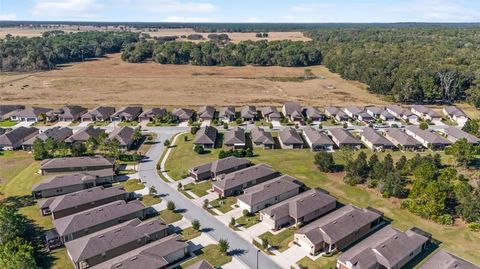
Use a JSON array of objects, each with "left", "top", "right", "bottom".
[
  {"left": 89, "top": 121, "right": 110, "bottom": 126},
  {"left": 68, "top": 121, "right": 80, "bottom": 126},
  {"left": 209, "top": 197, "right": 236, "bottom": 214},
  {"left": 180, "top": 244, "right": 232, "bottom": 268},
  {"left": 51, "top": 248, "right": 73, "bottom": 269},
  {"left": 120, "top": 179, "right": 145, "bottom": 192},
  {"left": 180, "top": 227, "right": 201, "bottom": 241},
  {"left": 183, "top": 181, "right": 212, "bottom": 197},
  {"left": 140, "top": 194, "right": 161, "bottom": 206},
  {"left": 159, "top": 209, "right": 183, "bottom": 224},
  {"left": 0, "top": 119, "right": 17, "bottom": 127},
  {"left": 297, "top": 254, "right": 338, "bottom": 269},
  {"left": 236, "top": 213, "right": 259, "bottom": 228},
  {"left": 118, "top": 121, "right": 139, "bottom": 127},
  {"left": 259, "top": 227, "right": 296, "bottom": 252}
]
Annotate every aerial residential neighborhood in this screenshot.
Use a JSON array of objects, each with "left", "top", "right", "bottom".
[{"left": 1, "top": 2, "right": 480, "bottom": 269}]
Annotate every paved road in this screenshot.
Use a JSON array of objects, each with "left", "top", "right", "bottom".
[{"left": 137, "top": 130, "right": 282, "bottom": 269}]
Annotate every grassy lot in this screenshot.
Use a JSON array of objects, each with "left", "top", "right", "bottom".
[
  {"left": 138, "top": 133, "right": 157, "bottom": 155},
  {"left": 120, "top": 179, "right": 145, "bottom": 192},
  {"left": 180, "top": 227, "right": 201, "bottom": 241},
  {"left": 209, "top": 197, "right": 237, "bottom": 214},
  {"left": 68, "top": 121, "right": 80, "bottom": 126},
  {"left": 236, "top": 213, "right": 259, "bottom": 228},
  {"left": 180, "top": 245, "right": 232, "bottom": 268},
  {"left": 89, "top": 121, "right": 110, "bottom": 126},
  {"left": 259, "top": 227, "right": 296, "bottom": 252},
  {"left": 159, "top": 209, "right": 183, "bottom": 224},
  {"left": 118, "top": 121, "right": 139, "bottom": 127},
  {"left": 0, "top": 119, "right": 17, "bottom": 127},
  {"left": 183, "top": 181, "right": 212, "bottom": 197},
  {"left": 140, "top": 194, "right": 161, "bottom": 206},
  {"left": 51, "top": 248, "right": 73, "bottom": 269},
  {"left": 146, "top": 122, "right": 179, "bottom": 126},
  {"left": 297, "top": 255, "right": 338, "bottom": 269}
]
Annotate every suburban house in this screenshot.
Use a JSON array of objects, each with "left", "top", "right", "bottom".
[
  {"left": 193, "top": 126, "right": 218, "bottom": 148},
  {"left": 365, "top": 106, "right": 383, "bottom": 118},
  {"left": 81, "top": 106, "right": 115, "bottom": 122},
  {"left": 108, "top": 126, "right": 135, "bottom": 150},
  {"left": 224, "top": 127, "right": 246, "bottom": 149},
  {"left": 22, "top": 126, "right": 72, "bottom": 150},
  {"left": 188, "top": 156, "right": 251, "bottom": 181},
  {"left": 418, "top": 250, "right": 480, "bottom": 269},
  {"left": 261, "top": 106, "right": 282, "bottom": 122},
  {"left": 343, "top": 106, "right": 363, "bottom": 119},
  {"left": 218, "top": 107, "right": 236, "bottom": 122},
  {"left": 357, "top": 111, "right": 374, "bottom": 123},
  {"left": 65, "top": 126, "right": 105, "bottom": 143},
  {"left": 385, "top": 105, "right": 418, "bottom": 123},
  {"left": 53, "top": 200, "right": 147, "bottom": 243},
  {"left": 39, "top": 156, "right": 115, "bottom": 175},
  {"left": 65, "top": 218, "right": 167, "bottom": 269},
  {"left": 384, "top": 128, "right": 423, "bottom": 151},
  {"left": 0, "top": 104, "right": 24, "bottom": 120},
  {"left": 197, "top": 106, "right": 215, "bottom": 122},
  {"left": 0, "top": 128, "right": 5, "bottom": 135},
  {"left": 325, "top": 107, "right": 349, "bottom": 122},
  {"left": 237, "top": 175, "right": 303, "bottom": 213},
  {"left": 250, "top": 127, "right": 275, "bottom": 149},
  {"left": 172, "top": 108, "right": 194, "bottom": 122},
  {"left": 212, "top": 164, "right": 280, "bottom": 197},
  {"left": 336, "top": 226, "right": 430, "bottom": 269},
  {"left": 0, "top": 126, "right": 39, "bottom": 150},
  {"left": 9, "top": 106, "right": 52, "bottom": 122},
  {"left": 327, "top": 128, "right": 362, "bottom": 149},
  {"left": 303, "top": 106, "right": 324, "bottom": 123},
  {"left": 443, "top": 106, "right": 469, "bottom": 126},
  {"left": 405, "top": 126, "right": 451, "bottom": 150},
  {"left": 138, "top": 108, "right": 167, "bottom": 122},
  {"left": 294, "top": 205, "right": 383, "bottom": 255},
  {"left": 39, "top": 186, "right": 131, "bottom": 219},
  {"left": 379, "top": 110, "right": 396, "bottom": 121},
  {"left": 360, "top": 127, "right": 395, "bottom": 151},
  {"left": 260, "top": 189, "right": 337, "bottom": 231},
  {"left": 282, "top": 102, "right": 303, "bottom": 122},
  {"left": 410, "top": 105, "right": 442, "bottom": 122},
  {"left": 440, "top": 126, "right": 480, "bottom": 144},
  {"left": 186, "top": 260, "right": 215, "bottom": 269},
  {"left": 46, "top": 105, "right": 88, "bottom": 122},
  {"left": 32, "top": 168, "right": 115, "bottom": 198},
  {"left": 303, "top": 127, "right": 334, "bottom": 151},
  {"left": 111, "top": 106, "right": 142, "bottom": 122},
  {"left": 278, "top": 127, "right": 304, "bottom": 149},
  {"left": 241, "top": 105, "right": 258, "bottom": 122},
  {"left": 89, "top": 234, "right": 187, "bottom": 269}
]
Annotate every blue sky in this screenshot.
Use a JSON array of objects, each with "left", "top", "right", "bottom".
[{"left": 1, "top": 0, "right": 479, "bottom": 22}]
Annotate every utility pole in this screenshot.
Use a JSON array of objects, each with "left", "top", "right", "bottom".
[{"left": 256, "top": 249, "right": 260, "bottom": 269}]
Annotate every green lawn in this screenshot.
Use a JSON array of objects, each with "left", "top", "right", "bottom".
[
  {"left": 68, "top": 121, "right": 80, "bottom": 126},
  {"left": 180, "top": 227, "right": 201, "bottom": 240},
  {"left": 146, "top": 122, "right": 178, "bottom": 126},
  {"left": 51, "top": 248, "right": 73, "bottom": 269},
  {"left": 0, "top": 119, "right": 17, "bottom": 127},
  {"left": 183, "top": 181, "right": 212, "bottom": 197},
  {"left": 209, "top": 197, "right": 236, "bottom": 214},
  {"left": 118, "top": 121, "right": 139, "bottom": 127},
  {"left": 297, "top": 255, "right": 338, "bottom": 269},
  {"left": 236, "top": 213, "right": 259, "bottom": 228},
  {"left": 89, "top": 121, "right": 110, "bottom": 126},
  {"left": 180, "top": 245, "right": 232, "bottom": 268},
  {"left": 159, "top": 209, "right": 183, "bottom": 224},
  {"left": 120, "top": 179, "right": 145, "bottom": 192},
  {"left": 140, "top": 194, "right": 161, "bottom": 206},
  {"left": 259, "top": 227, "right": 296, "bottom": 252}
]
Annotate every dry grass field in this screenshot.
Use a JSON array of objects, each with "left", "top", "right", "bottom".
[{"left": 0, "top": 53, "right": 386, "bottom": 108}]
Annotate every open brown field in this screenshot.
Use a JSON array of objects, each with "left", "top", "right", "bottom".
[{"left": 0, "top": 53, "right": 386, "bottom": 108}]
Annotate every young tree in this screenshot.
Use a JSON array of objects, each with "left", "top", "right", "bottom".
[
  {"left": 218, "top": 239, "right": 229, "bottom": 253},
  {"left": 149, "top": 186, "right": 157, "bottom": 196},
  {"left": 85, "top": 137, "right": 98, "bottom": 154},
  {"left": 184, "top": 135, "right": 188, "bottom": 142},
  {"left": 245, "top": 148, "right": 254, "bottom": 157},
  {"left": 190, "top": 126, "right": 199, "bottom": 135},
  {"left": 132, "top": 127, "right": 142, "bottom": 143},
  {"left": 163, "top": 139, "right": 171, "bottom": 147},
  {"left": 445, "top": 138, "right": 477, "bottom": 167},
  {"left": 43, "top": 137, "right": 56, "bottom": 156},
  {"left": 223, "top": 122, "right": 229, "bottom": 130},
  {"left": 191, "top": 219, "right": 201, "bottom": 231},
  {"left": 314, "top": 152, "right": 335, "bottom": 172},
  {"left": 344, "top": 151, "right": 369, "bottom": 185},
  {"left": 177, "top": 182, "right": 183, "bottom": 190},
  {"left": 32, "top": 139, "right": 48, "bottom": 160},
  {"left": 167, "top": 201, "right": 176, "bottom": 211},
  {"left": 0, "top": 237, "right": 39, "bottom": 269},
  {"left": 203, "top": 199, "right": 209, "bottom": 209},
  {"left": 462, "top": 119, "right": 479, "bottom": 136},
  {"left": 194, "top": 145, "right": 204, "bottom": 154},
  {"left": 419, "top": 122, "right": 429, "bottom": 130},
  {"left": 262, "top": 237, "right": 269, "bottom": 250},
  {"left": 71, "top": 141, "right": 86, "bottom": 157},
  {"left": 230, "top": 217, "right": 236, "bottom": 227}
]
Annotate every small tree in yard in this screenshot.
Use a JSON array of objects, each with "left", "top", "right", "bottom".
[
  {"left": 149, "top": 186, "right": 157, "bottom": 196},
  {"left": 191, "top": 126, "right": 199, "bottom": 135},
  {"left": 262, "top": 237, "right": 269, "bottom": 250},
  {"left": 419, "top": 122, "right": 429, "bottom": 130},
  {"left": 269, "top": 123, "right": 273, "bottom": 129},
  {"left": 219, "top": 239, "right": 229, "bottom": 254},
  {"left": 230, "top": 217, "right": 236, "bottom": 227},
  {"left": 177, "top": 182, "right": 183, "bottom": 190},
  {"left": 235, "top": 118, "right": 242, "bottom": 125},
  {"left": 223, "top": 122, "right": 228, "bottom": 130},
  {"left": 243, "top": 209, "right": 250, "bottom": 217},
  {"left": 184, "top": 135, "right": 188, "bottom": 142},
  {"left": 163, "top": 139, "right": 171, "bottom": 147},
  {"left": 192, "top": 219, "right": 201, "bottom": 231},
  {"left": 314, "top": 152, "right": 336, "bottom": 172},
  {"left": 167, "top": 201, "right": 176, "bottom": 211},
  {"left": 203, "top": 199, "right": 209, "bottom": 209},
  {"left": 342, "top": 122, "right": 348, "bottom": 129},
  {"left": 194, "top": 145, "right": 204, "bottom": 154}
]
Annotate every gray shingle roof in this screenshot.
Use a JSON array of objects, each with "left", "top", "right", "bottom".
[
  {"left": 112, "top": 107, "right": 143, "bottom": 119},
  {"left": 279, "top": 127, "right": 303, "bottom": 145},
  {"left": 241, "top": 106, "right": 257, "bottom": 119},
  {"left": 325, "top": 106, "right": 341, "bottom": 116},
  {"left": 384, "top": 128, "right": 422, "bottom": 147},
  {"left": 443, "top": 127, "right": 480, "bottom": 144},
  {"left": 237, "top": 175, "right": 302, "bottom": 206},
  {"left": 32, "top": 168, "right": 115, "bottom": 192},
  {"left": 406, "top": 126, "right": 451, "bottom": 145},
  {"left": 191, "top": 156, "right": 251, "bottom": 175},
  {"left": 283, "top": 102, "right": 302, "bottom": 116},
  {"left": 365, "top": 106, "right": 383, "bottom": 116},
  {"left": 193, "top": 126, "right": 217, "bottom": 145},
  {"left": 186, "top": 260, "right": 215, "bottom": 269},
  {"left": 22, "top": 126, "right": 72, "bottom": 146},
  {"left": 344, "top": 106, "right": 363, "bottom": 116},
  {"left": 303, "top": 127, "right": 334, "bottom": 146},
  {"left": 219, "top": 107, "right": 235, "bottom": 118},
  {"left": 65, "top": 126, "right": 104, "bottom": 143},
  {"left": 198, "top": 106, "right": 215, "bottom": 119},
  {"left": 213, "top": 164, "right": 278, "bottom": 191},
  {"left": 0, "top": 104, "right": 24, "bottom": 117},
  {"left": 139, "top": 108, "right": 166, "bottom": 119},
  {"left": 82, "top": 106, "right": 115, "bottom": 120},
  {"left": 304, "top": 106, "right": 323, "bottom": 119},
  {"left": 261, "top": 106, "right": 278, "bottom": 116},
  {"left": 411, "top": 105, "right": 441, "bottom": 118},
  {"left": 40, "top": 156, "right": 114, "bottom": 170},
  {"left": 49, "top": 105, "right": 87, "bottom": 119},
  {"left": 224, "top": 127, "right": 245, "bottom": 145},
  {"left": 250, "top": 127, "right": 274, "bottom": 145},
  {"left": 443, "top": 106, "right": 467, "bottom": 118},
  {"left": 327, "top": 128, "right": 361, "bottom": 145},
  {"left": 10, "top": 107, "right": 52, "bottom": 118},
  {"left": 361, "top": 127, "right": 394, "bottom": 147},
  {"left": 418, "top": 250, "right": 480, "bottom": 269},
  {"left": 0, "top": 126, "right": 38, "bottom": 147},
  {"left": 108, "top": 126, "right": 135, "bottom": 147},
  {"left": 171, "top": 108, "right": 194, "bottom": 121}
]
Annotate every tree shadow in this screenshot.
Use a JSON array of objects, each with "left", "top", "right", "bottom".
[{"left": 228, "top": 248, "right": 247, "bottom": 257}]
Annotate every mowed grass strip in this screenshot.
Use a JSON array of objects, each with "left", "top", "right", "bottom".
[
  {"left": 180, "top": 245, "right": 232, "bottom": 268},
  {"left": 183, "top": 181, "right": 212, "bottom": 197},
  {"left": 159, "top": 209, "right": 183, "bottom": 224},
  {"left": 297, "top": 255, "right": 338, "bottom": 269},
  {"left": 259, "top": 227, "right": 296, "bottom": 252},
  {"left": 180, "top": 227, "right": 201, "bottom": 241},
  {"left": 236, "top": 213, "right": 259, "bottom": 228},
  {"left": 120, "top": 179, "right": 145, "bottom": 192},
  {"left": 140, "top": 194, "right": 161, "bottom": 206},
  {"left": 209, "top": 197, "right": 236, "bottom": 214}
]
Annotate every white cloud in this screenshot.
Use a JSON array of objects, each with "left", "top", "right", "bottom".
[
  {"left": 139, "top": 0, "right": 218, "bottom": 13},
  {"left": 163, "top": 16, "right": 214, "bottom": 22},
  {"left": 31, "top": 0, "right": 103, "bottom": 19},
  {"left": 0, "top": 13, "right": 17, "bottom": 20},
  {"left": 245, "top": 17, "right": 261, "bottom": 23},
  {"left": 399, "top": 0, "right": 480, "bottom": 22},
  {"left": 291, "top": 3, "right": 337, "bottom": 13}
]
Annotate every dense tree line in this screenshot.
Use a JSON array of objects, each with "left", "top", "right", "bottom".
[
  {"left": 122, "top": 40, "right": 322, "bottom": 67},
  {"left": 0, "top": 31, "right": 139, "bottom": 71},
  {"left": 306, "top": 28, "right": 480, "bottom": 107}
]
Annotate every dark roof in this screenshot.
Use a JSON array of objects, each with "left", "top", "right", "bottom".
[
  {"left": 65, "top": 126, "right": 104, "bottom": 143},
  {"left": 90, "top": 234, "right": 187, "bottom": 269},
  {"left": 337, "top": 226, "right": 429, "bottom": 269},
  {"left": 190, "top": 156, "right": 251, "bottom": 175},
  {"left": 304, "top": 106, "right": 323, "bottom": 119},
  {"left": 194, "top": 126, "right": 217, "bottom": 145},
  {"left": 443, "top": 106, "right": 467, "bottom": 118},
  {"left": 279, "top": 127, "right": 303, "bottom": 145},
  {"left": 139, "top": 108, "right": 166, "bottom": 119},
  {"left": 261, "top": 189, "right": 336, "bottom": 220},
  {"left": 186, "top": 260, "right": 215, "bottom": 269},
  {"left": 406, "top": 126, "right": 451, "bottom": 145},
  {"left": 108, "top": 127, "right": 135, "bottom": 146},
  {"left": 65, "top": 218, "right": 167, "bottom": 263},
  {"left": 418, "top": 250, "right": 480, "bottom": 269},
  {"left": 224, "top": 127, "right": 246, "bottom": 145},
  {"left": 261, "top": 106, "right": 278, "bottom": 116},
  {"left": 384, "top": 105, "right": 403, "bottom": 115},
  {"left": 50, "top": 105, "right": 87, "bottom": 118},
  {"left": 22, "top": 126, "right": 72, "bottom": 146},
  {"left": 327, "top": 128, "right": 361, "bottom": 145},
  {"left": 213, "top": 164, "right": 278, "bottom": 191},
  {"left": 40, "top": 156, "right": 115, "bottom": 170},
  {"left": 283, "top": 102, "right": 302, "bottom": 116},
  {"left": 0, "top": 126, "right": 38, "bottom": 147},
  {"left": 0, "top": 104, "right": 24, "bottom": 117},
  {"left": 171, "top": 108, "right": 194, "bottom": 120},
  {"left": 198, "top": 106, "right": 215, "bottom": 119},
  {"left": 32, "top": 168, "right": 115, "bottom": 192},
  {"left": 303, "top": 127, "right": 334, "bottom": 146},
  {"left": 219, "top": 107, "right": 235, "bottom": 117},
  {"left": 365, "top": 106, "right": 383, "bottom": 115},
  {"left": 10, "top": 107, "right": 52, "bottom": 118},
  {"left": 82, "top": 106, "right": 115, "bottom": 119},
  {"left": 112, "top": 107, "right": 142, "bottom": 119},
  {"left": 384, "top": 129, "right": 422, "bottom": 147},
  {"left": 344, "top": 106, "right": 363, "bottom": 115},
  {"left": 237, "top": 175, "right": 303, "bottom": 206},
  {"left": 443, "top": 127, "right": 480, "bottom": 144},
  {"left": 241, "top": 106, "right": 257, "bottom": 119},
  {"left": 250, "top": 127, "right": 274, "bottom": 145},
  {"left": 411, "top": 105, "right": 441, "bottom": 118},
  {"left": 53, "top": 200, "right": 145, "bottom": 236},
  {"left": 325, "top": 106, "right": 341, "bottom": 116},
  {"left": 361, "top": 127, "right": 394, "bottom": 147}
]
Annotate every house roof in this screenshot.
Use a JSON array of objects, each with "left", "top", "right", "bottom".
[
  {"left": 406, "top": 126, "right": 451, "bottom": 145},
  {"left": 47, "top": 186, "right": 127, "bottom": 213},
  {"left": 261, "top": 189, "right": 336, "bottom": 220},
  {"left": 303, "top": 127, "right": 334, "bottom": 146},
  {"left": 283, "top": 102, "right": 302, "bottom": 116},
  {"left": 49, "top": 105, "right": 87, "bottom": 118},
  {"left": 82, "top": 106, "right": 115, "bottom": 119},
  {"left": 384, "top": 129, "right": 422, "bottom": 147},
  {"left": 139, "top": 108, "right": 166, "bottom": 119},
  {"left": 112, "top": 107, "right": 142, "bottom": 119},
  {"left": 198, "top": 106, "right": 215, "bottom": 119},
  {"left": 186, "top": 260, "right": 215, "bottom": 269},
  {"left": 296, "top": 205, "right": 382, "bottom": 245},
  {"left": 171, "top": 108, "right": 194, "bottom": 120},
  {"left": 22, "top": 126, "right": 72, "bottom": 146},
  {"left": 213, "top": 163, "right": 278, "bottom": 191},
  {"left": 224, "top": 127, "right": 246, "bottom": 145},
  {"left": 250, "top": 127, "right": 275, "bottom": 145},
  {"left": 411, "top": 105, "right": 441, "bottom": 118},
  {"left": 443, "top": 127, "right": 480, "bottom": 144},
  {"left": 0, "top": 126, "right": 38, "bottom": 147},
  {"left": 418, "top": 250, "right": 480, "bottom": 269},
  {"left": 219, "top": 107, "right": 236, "bottom": 117},
  {"left": 237, "top": 175, "right": 303, "bottom": 206},
  {"left": 443, "top": 106, "right": 467, "bottom": 118},
  {"left": 65, "top": 218, "right": 167, "bottom": 263},
  {"left": 279, "top": 127, "right": 303, "bottom": 145},
  {"left": 90, "top": 234, "right": 187, "bottom": 269},
  {"left": 385, "top": 105, "right": 403, "bottom": 115},
  {"left": 65, "top": 126, "right": 104, "bottom": 143},
  {"left": 53, "top": 200, "right": 145, "bottom": 236},
  {"left": 379, "top": 110, "right": 395, "bottom": 119},
  {"left": 361, "top": 127, "right": 394, "bottom": 147},
  {"left": 108, "top": 126, "right": 135, "bottom": 146},
  {"left": 40, "top": 156, "right": 115, "bottom": 170},
  {"left": 32, "top": 168, "right": 115, "bottom": 192},
  {"left": 261, "top": 106, "right": 278, "bottom": 116},
  {"left": 358, "top": 111, "right": 373, "bottom": 119},
  {"left": 337, "top": 226, "right": 429, "bottom": 269},
  {"left": 0, "top": 104, "right": 24, "bottom": 117},
  {"left": 365, "top": 106, "right": 383, "bottom": 115},
  {"left": 190, "top": 156, "right": 251, "bottom": 175},
  {"left": 325, "top": 106, "right": 341, "bottom": 116},
  {"left": 193, "top": 126, "right": 218, "bottom": 145},
  {"left": 344, "top": 106, "right": 363, "bottom": 115},
  {"left": 327, "top": 128, "right": 361, "bottom": 145},
  {"left": 241, "top": 106, "right": 257, "bottom": 118},
  {"left": 10, "top": 107, "right": 52, "bottom": 118},
  {"left": 304, "top": 106, "right": 323, "bottom": 119}
]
